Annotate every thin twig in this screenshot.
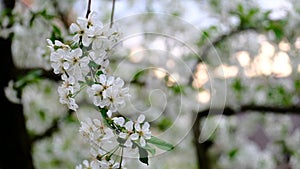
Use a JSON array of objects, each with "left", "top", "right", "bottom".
[
  {"left": 110, "top": 0, "right": 116, "bottom": 28},
  {"left": 85, "top": 0, "right": 92, "bottom": 18}
]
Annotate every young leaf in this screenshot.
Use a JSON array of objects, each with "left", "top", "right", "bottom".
[
  {"left": 135, "top": 142, "right": 156, "bottom": 156},
  {"left": 145, "top": 145, "right": 156, "bottom": 156},
  {"left": 15, "top": 70, "right": 42, "bottom": 89},
  {"left": 147, "top": 136, "right": 174, "bottom": 151},
  {"left": 138, "top": 146, "right": 149, "bottom": 165},
  {"left": 132, "top": 70, "right": 146, "bottom": 82},
  {"left": 88, "top": 60, "right": 99, "bottom": 69}
]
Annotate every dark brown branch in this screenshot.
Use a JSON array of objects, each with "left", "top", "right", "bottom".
[
  {"left": 192, "top": 112, "right": 212, "bottom": 169},
  {"left": 85, "top": 0, "right": 92, "bottom": 18},
  {"left": 197, "top": 105, "right": 300, "bottom": 118},
  {"left": 240, "top": 105, "right": 300, "bottom": 114}
]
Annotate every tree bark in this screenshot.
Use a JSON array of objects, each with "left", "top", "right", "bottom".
[
  {"left": 0, "top": 1, "right": 35, "bottom": 168},
  {"left": 192, "top": 112, "right": 211, "bottom": 169}
]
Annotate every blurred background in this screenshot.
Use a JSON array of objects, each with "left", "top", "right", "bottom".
[{"left": 1, "top": 0, "right": 300, "bottom": 169}]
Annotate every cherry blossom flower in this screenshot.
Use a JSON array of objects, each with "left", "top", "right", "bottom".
[{"left": 133, "top": 115, "right": 152, "bottom": 147}]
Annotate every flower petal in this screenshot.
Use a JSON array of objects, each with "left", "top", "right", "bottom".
[
  {"left": 130, "top": 133, "right": 139, "bottom": 140},
  {"left": 140, "top": 137, "right": 146, "bottom": 147},
  {"left": 137, "top": 114, "right": 145, "bottom": 123}
]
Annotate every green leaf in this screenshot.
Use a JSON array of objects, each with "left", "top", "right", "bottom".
[
  {"left": 50, "top": 25, "right": 63, "bottom": 42},
  {"left": 169, "top": 84, "right": 185, "bottom": 94},
  {"left": 295, "top": 80, "right": 300, "bottom": 92},
  {"left": 96, "top": 70, "right": 103, "bottom": 76},
  {"left": 144, "top": 144, "right": 156, "bottom": 156},
  {"left": 15, "top": 70, "right": 42, "bottom": 89},
  {"left": 88, "top": 60, "right": 99, "bottom": 69},
  {"left": 132, "top": 70, "right": 146, "bottom": 82},
  {"left": 52, "top": 25, "right": 61, "bottom": 36},
  {"left": 157, "top": 117, "right": 173, "bottom": 131},
  {"left": 38, "top": 110, "right": 46, "bottom": 121},
  {"left": 232, "top": 79, "right": 244, "bottom": 92},
  {"left": 138, "top": 146, "right": 149, "bottom": 165},
  {"left": 229, "top": 148, "right": 239, "bottom": 159},
  {"left": 29, "top": 13, "right": 36, "bottom": 27},
  {"left": 135, "top": 142, "right": 156, "bottom": 156},
  {"left": 147, "top": 136, "right": 174, "bottom": 151},
  {"left": 40, "top": 9, "right": 55, "bottom": 20}
]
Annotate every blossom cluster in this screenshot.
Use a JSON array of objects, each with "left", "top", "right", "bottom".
[{"left": 47, "top": 11, "right": 154, "bottom": 169}]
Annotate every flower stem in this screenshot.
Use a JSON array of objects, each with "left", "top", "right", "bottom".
[
  {"left": 110, "top": 0, "right": 116, "bottom": 28},
  {"left": 118, "top": 147, "right": 124, "bottom": 169},
  {"left": 85, "top": 0, "right": 92, "bottom": 18}
]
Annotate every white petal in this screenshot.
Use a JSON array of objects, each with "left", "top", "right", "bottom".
[
  {"left": 124, "top": 139, "right": 132, "bottom": 147},
  {"left": 69, "top": 23, "right": 80, "bottom": 33},
  {"left": 77, "top": 17, "right": 88, "bottom": 28},
  {"left": 99, "top": 74, "right": 106, "bottom": 85},
  {"left": 134, "top": 123, "right": 141, "bottom": 131},
  {"left": 142, "top": 122, "right": 150, "bottom": 131},
  {"left": 106, "top": 110, "right": 112, "bottom": 118},
  {"left": 114, "top": 77, "right": 124, "bottom": 87},
  {"left": 118, "top": 132, "right": 127, "bottom": 139},
  {"left": 83, "top": 160, "right": 89, "bottom": 167},
  {"left": 124, "top": 121, "right": 133, "bottom": 131},
  {"left": 46, "top": 39, "right": 53, "bottom": 46},
  {"left": 82, "top": 34, "right": 92, "bottom": 47},
  {"left": 73, "top": 34, "right": 80, "bottom": 43},
  {"left": 107, "top": 76, "right": 115, "bottom": 86},
  {"left": 113, "top": 117, "right": 125, "bottom": 126},
  {"left": 137, "top": 114, "right": 145, "bottom": 123},
  {"left": 140, "top": 137, "right": 146, "bottom": 147},
  {"left": 130, "top": 133, "right": 139, "bottom": 141},
  {"left": 73, "top": 48, "right": 82, "bottom": 56},
  {"left": 89, "top": 11, "right": 103, "bottom": 27},
  {"left": 144, "top": 132, "right": 152, "bottom": 139}
]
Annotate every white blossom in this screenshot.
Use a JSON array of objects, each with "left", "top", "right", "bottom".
[
  {"left": 133, "top": 115, "right": 152, "bottom": 147},
  {"left": 79, "top": 118, "right": 115, "bottom": 146},
  {"left": 4, "top": 80, "right": 21, "bottom": 104}
]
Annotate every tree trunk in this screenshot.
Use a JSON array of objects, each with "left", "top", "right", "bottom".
[
  {"left": 0, "top": 1, "right": 35, "bottom": 168},
  {"left": 192, "top": 112, "right": 211, "bottom": 169}
]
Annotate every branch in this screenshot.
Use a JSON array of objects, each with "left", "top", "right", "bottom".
[
  {"left": 192, "top": 112, "right": 212, "bottom": 169},
  {"left": 197, "top": 105, "right": 300, "bottom": 118}
]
